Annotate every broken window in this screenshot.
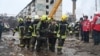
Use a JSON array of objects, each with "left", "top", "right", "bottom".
[
  {"left": 46, "top": 5, "right": 49, "bottom": 9},
  {"left": 32, "top": 3, "right": 35, "bottom": 6},
  {"left": 46, "top": 0, "right": 49, "bottom": 3},
  {"left": 46, "top": 11, "right": 49, "bottom": 15},
  {"left": 32, "top": 0, "right": 36, "bottom": 2},
  {"left": 50, "top": 0, "right": 54, "bottom": 4}
]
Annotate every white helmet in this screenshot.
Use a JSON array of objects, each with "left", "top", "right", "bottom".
[
  {"left": 31, "top": 19, "right": 34, "bottom": 22},
  {"left": 34, "top": 15, "right": 39, "bottom": 19}
]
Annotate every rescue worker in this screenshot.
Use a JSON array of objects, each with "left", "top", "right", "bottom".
[
  {"left": 90, "top": 16, "right": 93, "bottom": 39},
  {"left": 36, "top": 15, "right": 49, "bottom": 53},
  {"left": 79, "top": 17, "right": 84, "bottom": 41},
  {"left": 24, "top": 16, "right": 33, "bottom": 50},
  {"left": 30, "top": 15, "right": 40, "bottom": 51},
  {"left": 74, "top": 21, "right": 80, "bottom": 39},
  {"left": 47, "top": 18, "right": 58, "bottom": 52},
  {"left": 82, "top": 15, "right": 91, "bottom": 43},
  {"left": 57, "top": 14, "right": 69, "bottom": 54},
  {"left": 0, "top": 19, "right": 3, "bottom": 41},
  {"left": 92, "top": 12, "right": 100, "bottom": 45},
  {"left": 13, "top": 18, "right": 25, "bottom": 49},
  {"left": 68, "top": 23, "right": 74, "bottom": 38}
]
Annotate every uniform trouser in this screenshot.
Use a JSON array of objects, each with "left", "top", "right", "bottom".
[
  {"left": 19, "top": 37, "right": 24, "bottom": 48},
  {"left": 80, "top": 31, "right": 84, "bottom": 41},
  {"left": 36, "top": 37, "right": 48, "bottom": 52},
  {"left": 93, "top": 30, "right": 100, "bottom": 45},
  {"left": 83, "top": 31, "right": 89, "bottom": 43},
  {"left": 57, "top": 38, "right": 65, "bottom": 52},
  {"left": 30, "top": 37, "right": 37, "bottom": 50},
  {"left": 0, "top": 31, "right": 2, "bottom": 40},
  {"left": 75, "top": 33, "right": 79, "bottom": 39},
  {"left": 22, "top": 38, "right": 31, "bottom": 49},
  {"left": 48, "top": 36, "right": 57, "bottom": 52}
]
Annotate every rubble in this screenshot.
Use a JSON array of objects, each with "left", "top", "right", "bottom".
[{"left": 0, "top": 32, "right": 100, "bottom": 56}]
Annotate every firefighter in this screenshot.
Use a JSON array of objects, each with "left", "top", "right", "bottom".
[
  {"left": 68, "top": 23, "right": 74, "bottom": 38},
  {"left": 13, "top": 18, "right": 25, "bottom": 49},
  {"left": 79, "top": 17, "right": 84, "bottom": 41},
  {"left": 82, "top": 15, "right": 91, "bottom": 43},
  {"left": 30, "top": 15, "right": 40, "bottom": 51},
  {"left": 47, "top": 18, "right": 58, "bottom": 52},
  {"left": 57, "top": 14, "right": 69, "bottom": 55},
  {"left": 36, "top": 15, "right": 49, "bottom": 53},
  {"left": 92, "top": 12, "right": 100, "bottom": 45},
  {"left": 24, "top": 16, "right": 33, "bottom": 50},
  {"left": 0, "top": 19, "right": 3, "bottom": 41},
  {"left": 74, "top": 21, "right": 80, "bottom": 40}
]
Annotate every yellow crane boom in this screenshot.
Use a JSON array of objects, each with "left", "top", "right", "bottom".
[{"left": 48, "top": 0, "right": 62, "bottom": 18}]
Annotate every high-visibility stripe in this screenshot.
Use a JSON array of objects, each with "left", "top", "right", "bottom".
[
  {"left": 29, "top": 26, "right": 32, "bottom": 29},
  {"left": 13, "top": 30, "right": 16, "bottom": 32},
  {"left": 69, "top": 31, "right": 73, "bottom": 33},
  {"left": 61, "top": 35, "right": 66, "bottom": 39},
  {"left": 32, "top": 33, "right": 36, "bottom": 36},
  {"left": 57, "top": 24, "right": 67, "bottom": 39},
  {"left": 57, "top": 24, "right": 60, "bottom": 35},
  {"left": 24, "top": 36, "right": 32, "bottom": 38},
  {"left": 19, "top": 44, "right": 24, "bottom": 46},
  {"left": 57, "top": 34, "right": 60, "bottom": 37},
  {"left": 30, "top": 45, "right": 33, "bottom": 47},
  {"left": 32, "top": 25, "right": 37, "bottom": 37},
  {"left": 18, "top": 26, "right": 25, "bottom": 38},
  {"left": 36, "top": 21, "right": 41, "bottom": 30},
  {"left": 57, "top": 46, "right": 62, "bottom": 48},
  {"left": 54, "top": 31, "right": 57, "bottom": 33}
]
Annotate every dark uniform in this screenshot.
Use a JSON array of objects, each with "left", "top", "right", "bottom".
[
  {"left": 0, "top": 20, "right": 3, "bottom": 41},
  {"left": 48, "top": 20, "right": 58, "bottom": 52},
  {"left": 68, "top": 24, "right": 74, "bottom": 37},
  {"left": 74, "top": 22, "right": 80, "bottom": 39},
  {"left": 79, "top": 17, "right": 84, "bottom": 41},
  {"left": 57, "top": 21, "right": 69, "bottom": 54},
  {"left": 13, "top": 18, "right": 25, "bottom": 48},
  {"left": 92, "top": 13, "right": 100, "bottom": 45},
  {"left": 30, "top": 20, "right": 39, "bottom": 51},
  {"left": 36, "top": 20, "right": 49, "bottom": 52},
  {"left": 24, "top": 19, "right": 33, "bottom": 49}
]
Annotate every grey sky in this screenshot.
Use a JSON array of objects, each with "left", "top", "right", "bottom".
[
  {"left": 0, "top": 0, "right": 73, "bottom": 15},
  {"left": 63, "top": 0, "right": 96, "bottom": 14},
  {"left": 0, "top": 0, "right": 31, "bottom": 16},
  {"left": 0, "top": 0, "right": 100, "bottom": 19},
  {"left": 62, "top": 0, "right": 99, "bottom": 20}
]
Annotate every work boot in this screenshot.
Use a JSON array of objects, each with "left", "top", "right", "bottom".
[
  {"left": 51, "top": 49, "right": 55, "bottom": 52},
  {"left": 30, "top": 48, "right": 35, "bottom": 52},
  {"left": 50, "top": 48, "right": 55, "bottom": 52},
  {"left": 49, "top": 47, "right": 55, "bottom": 52},
  {"left": 57, "top": 48, "right": 63, "bottom": 55}
]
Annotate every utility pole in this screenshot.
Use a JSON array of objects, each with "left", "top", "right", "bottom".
[
  {"left": 72, "top": 0, "right": 77, "bottom": 21},
  {"left": 95, "top": 0, "right": 97, "bottom": 11}
]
